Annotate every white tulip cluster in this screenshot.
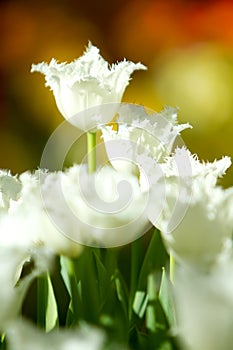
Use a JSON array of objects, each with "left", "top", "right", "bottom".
[{"left": 0, "top": 43, "right": 232, "bottom": 349}]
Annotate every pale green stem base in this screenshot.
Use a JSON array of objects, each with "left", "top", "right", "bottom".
[
  {"left": 170, "top": 254, "right": 175, "bottom": 283},
  {"left": 87, "top": 132, "right": 96, "bottom": 174}
]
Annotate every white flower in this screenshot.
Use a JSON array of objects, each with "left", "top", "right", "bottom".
[
  {"left": 147, "top": 147, "right": 233, "bottom": 267},
  {"left": 0, "top": 247, "right": 28, "bottom": 330},
  {"left": 99, "top": 105, "right": 191, "bottom": 178},
  {"left": 169, "top": 183, "right": 233, "bottom": 267},
  {"left": 7, "top": 320, "right": 106, "bottom": 350},
  {"left": 41, "top": 164, "right": 151, "bottom": 247},
  {"left": 0, "top": 246, "right": 53, "bottom": 331},
  {"left": 161, "top": 147, "right": 231, "bottom": 186},
  {"left": 149, "top": 179, "right": 233, "bottom": 267},
  {"left": 31, "top": 43, "right": 146, "bottom": 130},
  {"left": 175, "top": 258, "right": 233, "bottom": 350},
  {"left": 0, "top": 170, "right": 21, "bottom": 212},
  {"left": 0, "top": 170, "right": 82, "bottom": 257}
]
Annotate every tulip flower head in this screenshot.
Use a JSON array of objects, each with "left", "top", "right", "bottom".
[{"left": 31, "top": 43, "right": 146, "bottom": 130}]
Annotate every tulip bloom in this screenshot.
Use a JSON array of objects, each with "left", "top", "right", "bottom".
[
  {"left": 41, "top": 164, "right": 151, "bottom": 248},
  {"left": 148, "top": 148, "right": 233, "bottom": 267},
  {"left": 99, "top": 105, "right": 190, "bottom": 179},
  {"left": 0, "top": 171, "right": 82, "bottom": 257},
  {"left": 175, "top": 259, "right": 233, "bottom": 350},
  {"left": 31, "top": 43, "right": 146, "bottom": 130},
  {"left": 7, "top": 320, "right": 106, "bottom": 350}
]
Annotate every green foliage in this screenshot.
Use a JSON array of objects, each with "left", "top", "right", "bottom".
[
  {"left": 37, "top": 272, "right": 59, "bottom": 331},
  {"left": 0, "top": 334, "right": 6, "bottom": 350},
  {"left": 22, "top": 229, "right": 179, "bottom": 349}
]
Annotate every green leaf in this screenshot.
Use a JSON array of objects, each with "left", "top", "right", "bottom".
[
  {"left": 159, "top": 268, "right": 176, "bottom": 328},
  {"left": 148, "top": 329, "right": 176, "bottom": 350},
  {"left": 130, "top": 238, "right": 143, "bottom": 308},
  {"left": 0, "top": 334, "right": 6, "bottom": 350},
  {"left": 158, "top": 341, "right": 173, "bottom": 350},
  {"left": 133, "top": 291, "right": 148, "bottom": 319},
  {"left": 49, "top": 257, "right": 70, "bottom": 327},
  {"left": 60, "top": 256, "right": 82, "bottom": 325},
  {"left": 60, "top": 256, "right": 71, "bottom": 296},
  {"left": 37, "top": 273, "right": 48, "bottom": 328},
  {"left": 114, "top": 270, "right": 129, "bottom": 319},
  {"left": 138, "top": 229, "right": 168, "bottom": 292},
  {"left": 93, "top": 251, "right": 111, "bottom": 304},
  {"left": 75, "top": 248, "right": 100, "bottom": 323},
  {"left": 129, "top": 326, "right": 148, "bottom": 350},
  {"left": 37, "top": 272, "right": 59, "bottom": 331},
  {"left": 146, "top": 273, "right": 157, "bottom": 332},
  {"left": 145, "top": 272, "right": 173, "bottom": 334},
  {"left": 45, "top": 273, "right": 59, "bottom": 332}
]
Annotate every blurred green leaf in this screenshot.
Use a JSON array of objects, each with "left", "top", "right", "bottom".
[
  {"left": 0, "top": 334, "right": 6, "bottom": 350},
  {"left": 60, "top": 256, "right": 70, "bottom": 296},
  {"left": 159, "top": 268, "right": 176, "bottom": 328},
  {"left": 114, "top": 269, "right": 129, "bottom": 319},
  {"left": 146, "top": 273, "right": 157, "bottom": 332},
  {"left": 77, "top": 248, "right": 100, "bottom": 324},
  {"left": 130, "top": 238, "right": 143, "bottom": 313},
  {"left": 37, "top": 272, "right": 59, "bottom": 331},
  {"left": 37, "top": 273, "right": 48, "bottom": 329},
  {"left": 60, "top": 256, "right": 80, "bottom": 324},
  {"left": 148, "top": 329, "right": 177, "bottom": 350},
  {"left": 45, "top": 273, "right": 59, "bottom": 332},
  {"left": 93, "top": 251, "right": 111, "bottom": 304},
  {"left": 133, "top": 291, "right": 148, "bottom": 319},
  {"left": 138, "top": 229, "right": 168, "bottom": 292},
  {"left": 158, "top": 342, "right": 173, "bottom": 350},
  {"left": 129, "top": 326, "right": 148, "bottom": 350}
]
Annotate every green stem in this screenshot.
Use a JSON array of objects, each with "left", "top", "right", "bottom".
[
  {"left": 87, "top": 131, "right": 96, "bottom": 174},
  {"left": 170, "top": 254, "right": 175, "bottom": 283}
]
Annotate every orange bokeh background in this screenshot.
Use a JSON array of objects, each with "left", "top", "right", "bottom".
[{"left": 1, "top": 0, "right": 233, "bottom": 186}]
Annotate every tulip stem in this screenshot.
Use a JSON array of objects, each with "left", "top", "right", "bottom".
[
  {"left": 87, "top": 131, "right": 96, "bottom": 174},
  {"left": 170, "top": 254, "right": 175, "bottom": 283}
]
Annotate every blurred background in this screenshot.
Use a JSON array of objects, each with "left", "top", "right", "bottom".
[{"left": 1, "top": 0, "right": 233, "bottom": 186}]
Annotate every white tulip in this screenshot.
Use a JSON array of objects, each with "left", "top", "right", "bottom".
[
  {"left": 0, "top": 247, "right": 28, "bottom": 330},
  {"left": 147, "top": 147, "right": 233, "bottom": 267},
  {"left": 149, "top": 180, "right": 233, "bottom": 267},
  {"left": 7, "top": 320, "right": 106, "bottom": 350},
  {"left": 0, "top": 170, "right": 21, "bottom": 212},
  {"left": 41, "top": 164, "right": 151, "bottom": 247},
  {"left": 0, "top": 246, "right": 53, "bottom": 331},
  {"left": 175, "top": 258, "right": 233, "bottom": 350},
  {"left": 31, "top": 43, "right": 146, "bottom": 130},
  {"left": 99, "top": 105, "right": 191, "bottom": 178},
  {"left": 0, "top": 170, "right": 82, "bottom": 257},
  {"left": 161, "top": 147, "right": 231, "bottom": 186}
]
